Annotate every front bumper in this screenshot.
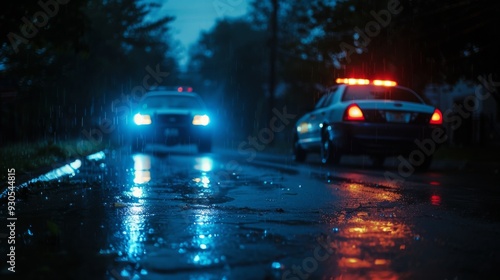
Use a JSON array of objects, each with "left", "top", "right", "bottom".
[{"left": 129, "top": 124, "right": 212, "bottom": 145}]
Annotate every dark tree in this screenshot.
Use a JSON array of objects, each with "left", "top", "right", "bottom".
[
  {"left": 188, "top": 19, "right": 268, "bottom": 139},
  {"left": 0, "top": 0, "right": 179, "bottom": 143}
]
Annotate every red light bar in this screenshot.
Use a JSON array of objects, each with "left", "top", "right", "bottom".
[
  {"left": 373, "top": 80, "right": 397, "bottom": 86},
  {"left": 336, "top": 78, "right": 369, "bottom": 85},
  {"left": 336, "top": 78, "right": 397, "bottom": 86},
  {"left": 177, "top": 86, "right": 193, "bottom": 92}
]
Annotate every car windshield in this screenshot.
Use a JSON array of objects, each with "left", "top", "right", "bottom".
[
  {"left": 141, "top": 95, "right": 205, "bottom": 110},
  {"left": 342, "top": 85, "right": 424, "bottom": 103}
]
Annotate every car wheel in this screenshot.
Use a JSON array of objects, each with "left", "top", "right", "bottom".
[
  {"left": 293, "top": 135, "right": 307, "bottom": 162},
  {"left": 321, "top": 128, "right": 341, "bottom": 165},
  {"left": 197, "top": 139, "right": 212, "bottom": 153}
]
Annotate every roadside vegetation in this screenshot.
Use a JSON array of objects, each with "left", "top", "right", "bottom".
[{"left": 0, "top": 139, "right": 107, "bottom": 181}]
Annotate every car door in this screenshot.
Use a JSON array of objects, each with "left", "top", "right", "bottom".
[
  {"left": 304, "top": 89, "right": 336, "bottom": 147},
  {"left": 297, "top": 93, "right": 328, "bottom": 147}
]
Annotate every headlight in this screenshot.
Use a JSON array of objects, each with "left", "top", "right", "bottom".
[
  {"left": 192, "top": 114, "right": 210, "bottom": 126},
  {"left": 297, "top": 122, "right": 309, "bottom": 133},
  {"left": 133, "top": 113, "right": 152, "bottom": 125}
]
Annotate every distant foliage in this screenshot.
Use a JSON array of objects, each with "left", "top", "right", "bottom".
[
  {"left": 187, "top": 19, "right": 268, "bottom": 138},
  {"left": 248, "top": 0, "right": 499, "bottom": 98},
  {"left": 0, "top": 0, "right": 179, "bottom": 142}
]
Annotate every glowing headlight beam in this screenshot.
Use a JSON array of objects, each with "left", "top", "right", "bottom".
[
  {"left": 192, "top": 115, "right": 210, "bottom": 126},
  {"left": 133, "top": 113, "right": 152, "bottom": 125}
]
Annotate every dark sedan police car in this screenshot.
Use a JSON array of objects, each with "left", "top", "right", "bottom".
[
  {"left": 293, "top": 78, "right": 444, "bottom": 170},
  {"left": 129, "top": 87, "right": 212, "bottom": 153}
]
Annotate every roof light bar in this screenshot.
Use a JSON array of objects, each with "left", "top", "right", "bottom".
[
  {"left": 336, "top": 78, "right": 397, "bottom": 86},
  {"left": 373, "top": 80, "right": 397, "bottom": 86},
  {"left": 177, "top": 86, "right": 194, "bottom": 92},
  {"left": 336, "top": 78, "right": 370, "bottom": 85}
]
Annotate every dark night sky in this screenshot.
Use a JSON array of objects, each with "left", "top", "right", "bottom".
[{"left": 148, "top": 0, "right": 249, "bottom": 69}]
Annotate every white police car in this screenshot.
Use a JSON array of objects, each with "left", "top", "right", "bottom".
[
  {"left": 293, "top": 78, "right": 444, "bottom": 170},
  {"left": 130, "top": 87, "right": 212, "bottom": 153}
]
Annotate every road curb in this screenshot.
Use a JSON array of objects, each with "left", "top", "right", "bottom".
[{"left": 0, "top": 150, "right": 107, "bottom": 199}]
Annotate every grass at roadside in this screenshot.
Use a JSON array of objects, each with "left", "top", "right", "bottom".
[{"left": 0, "top": 139, "right": 108, "bottom": 182}]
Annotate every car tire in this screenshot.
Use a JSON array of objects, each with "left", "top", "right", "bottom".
[
  {"left": 197, "top": 139, "right": 212, "bottom": 153},
  {"left": 293, "top": 135, "right": 307, "bottom": 162},
  {"left": 321, "top": 128, "right": 341, "bottom": 165}
]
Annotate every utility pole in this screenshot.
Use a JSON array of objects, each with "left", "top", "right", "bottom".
[{"left": 268, "top": 0, "right": 278, "bottom": 145}]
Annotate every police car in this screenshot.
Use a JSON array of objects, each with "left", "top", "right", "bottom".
[
  {"left": 293, "top": 78, "right": 443, "bottom": 170},
  {"left": 129, "top": 87, "right": 212, "bottom": 153}
]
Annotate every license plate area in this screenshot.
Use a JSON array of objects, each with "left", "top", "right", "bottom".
[
  {"left": 164, "top": 128, "right": 179, "bottom": 137},
  {"left": 385, "top": 112, "right": 410, "bottom": 123}
]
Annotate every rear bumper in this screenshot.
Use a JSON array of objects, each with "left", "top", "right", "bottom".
[{"left": 329, "top": 122, "right": 444, "bottom": 156}]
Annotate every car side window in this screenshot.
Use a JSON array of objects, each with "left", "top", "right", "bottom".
[
  {"left": 314, "top": 94, "right": 328, "bottom": 109},
  {"left": 322, "top": 87, "right": 338, "bottom": 107}
]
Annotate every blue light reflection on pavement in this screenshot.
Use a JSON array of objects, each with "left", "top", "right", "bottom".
[{"left": 0, "top": 151, "right": 106, "bottom": 198}]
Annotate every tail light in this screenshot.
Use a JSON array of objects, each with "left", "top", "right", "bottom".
[
  {"left": 429, "top": 109, "right": 443, "bottom": 125},
  {"left": 344, "top": 104, "right": 365, "bottom": 121}
]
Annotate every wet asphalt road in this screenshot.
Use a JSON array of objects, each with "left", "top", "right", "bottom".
[{"left": 1, "top": 145, "right": 500, "bottom": 280}]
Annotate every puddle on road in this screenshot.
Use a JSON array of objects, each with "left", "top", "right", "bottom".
[
  {"left": 1, "top": 150, "right": 426, "bottom": 279},
  {"left": 100, "top": 153, "right": 306, "bottom": 279},
  {"left": 321, "top": 209, "right": 413, "bottom": 278},
  {"left": 267, "top": 173, "right": 413, "bottom": 279}
]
